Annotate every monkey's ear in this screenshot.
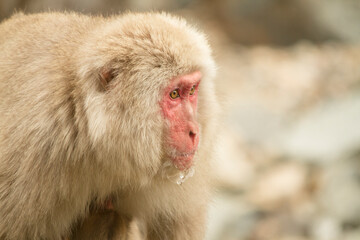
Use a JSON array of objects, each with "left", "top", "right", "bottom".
[{"left": 99, "top": 67, "right": 115, "bottom": 90}]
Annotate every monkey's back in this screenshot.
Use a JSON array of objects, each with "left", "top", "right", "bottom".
[
  {"left": 0, "top": 13, "right": 100, "bottom": 239},
  {"left": 0, "top": 12, "right": 95, "bottom": 155},
  {"left": 0, "top": 12, "right": 94, "bottom": 166}
]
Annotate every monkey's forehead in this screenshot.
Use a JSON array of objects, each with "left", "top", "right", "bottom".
[{"left": 93, "top": 13, "right": 214, "bottom": 73}]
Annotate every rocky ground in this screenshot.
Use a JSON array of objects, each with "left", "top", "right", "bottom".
[{"left": 207, "top": 41, "right": 360, "bottom": 240}]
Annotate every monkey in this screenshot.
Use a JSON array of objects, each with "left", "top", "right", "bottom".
[{"left": 0, "top": 11, "right": 219, "bottom": 240}]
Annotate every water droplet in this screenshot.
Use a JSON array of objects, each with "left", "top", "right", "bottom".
[
  {"left": 173, "top": 167, "right": 195, "bottom": 185},
  {"left": 158, "top": 161, "right": 196, "bottom": 185}
]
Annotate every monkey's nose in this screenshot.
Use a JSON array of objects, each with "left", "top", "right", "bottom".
[{"left": 187, "top": 122, "right": 199, "bottom": 148}]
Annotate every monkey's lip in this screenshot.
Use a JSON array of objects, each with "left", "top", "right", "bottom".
[
  {"left": 172, "top": 151, "right": 196, "bottom": 170},
  {"left": 176, "top": 151, "right": 196, "bottom": 157}
]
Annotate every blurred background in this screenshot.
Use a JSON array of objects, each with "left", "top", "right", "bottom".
[{"left": 1, "top": 0, "right": 360, "bottom": 239}]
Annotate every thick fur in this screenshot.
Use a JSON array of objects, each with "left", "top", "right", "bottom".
[{"left": 0, "top": 12, "right": 218, "bottom": 240}]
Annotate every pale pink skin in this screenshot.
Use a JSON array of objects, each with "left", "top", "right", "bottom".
[{"left": 160, "top": 71, "right": 202, "bottom": 170}]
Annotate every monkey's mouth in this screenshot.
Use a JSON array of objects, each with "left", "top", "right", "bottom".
[
  {"left": 176, "top": 151, "right": 195, "bottom": 158},
  {"left": 172, "top": 151, "right": 196, "bottom": 170}
]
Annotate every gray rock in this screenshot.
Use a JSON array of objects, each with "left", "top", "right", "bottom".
[
  {"left": 281, "top": 93, "right": 360, "bottom": 163},
  {"left": 310, "top": 216, "right": 342, "bottom": 240},
  {"left": 344, "top": 229, "right": 360, "bottom": 240},
  {"left": 317, "top": 157, "right": 360, "bottom": 223},
  {"left": 206, "top": 193, "right": 257, "bottom": 240},
  {"left": 312, "top": 0, "right": 360, "bottom": 43},
  {"left": 248, "top": 162, "right": 307, "bottom": 208},
  {"left": 214, "top": 129, "right": 256, "bottom": 190}
]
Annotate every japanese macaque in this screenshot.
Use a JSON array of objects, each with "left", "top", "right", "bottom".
[{"left": 0, "top": 12, "right": 218, "bottom": 240}]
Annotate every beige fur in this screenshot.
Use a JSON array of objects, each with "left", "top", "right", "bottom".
[{"left": 0, "top": 12, "right": 218, "bottom": 240}]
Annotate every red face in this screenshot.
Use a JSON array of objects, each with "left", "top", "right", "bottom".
[{"left": 160, "top": 71, "right": 202, "bottom": 170}]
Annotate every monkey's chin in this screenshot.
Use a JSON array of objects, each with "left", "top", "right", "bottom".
[{"left": 159, "top": 160, "right": 195, "bottom": 185}]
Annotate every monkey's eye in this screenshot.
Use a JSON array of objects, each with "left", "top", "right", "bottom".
[
  {"left": 189, "top": 85, "right": 196, "bottom": 95},
  {"left": 170, "top": 89, "right": 180, "bottom": 99}
]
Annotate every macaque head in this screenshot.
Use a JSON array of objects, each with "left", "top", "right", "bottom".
[{"left": 79, "top": 13, "right": 216, "bottom": 183}]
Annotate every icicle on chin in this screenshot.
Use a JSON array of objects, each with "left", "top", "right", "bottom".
[{"left": 159, "top": 160, "right": 195, "bottom": 185}]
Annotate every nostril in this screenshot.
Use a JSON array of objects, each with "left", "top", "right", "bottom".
[{"left": 189, "top": 131, "right": 196, "bottom": 142}]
